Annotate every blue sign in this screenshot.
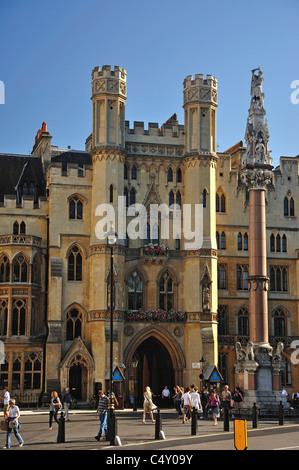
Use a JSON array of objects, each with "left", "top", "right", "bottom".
[
  {"left": 113, "top": 369, "right": 123, "bottom": 381},
  {"left": 210, "top": 370, "right": 221, "bottom": 382}
]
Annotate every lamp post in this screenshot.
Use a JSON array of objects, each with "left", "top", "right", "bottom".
[
  {"left": 107, "top": 223, "right": 117, "bottom": 445},
  {"left": 132, "top": 359, "right": 138, "bottom": 411}
]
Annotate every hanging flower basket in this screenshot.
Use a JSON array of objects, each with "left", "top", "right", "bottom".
[
  {"left": 143, "top": 243, "right": 169, "bottom": 256},
  {"left": 124, "top": 309, "right": 187, "bottom": 322}
]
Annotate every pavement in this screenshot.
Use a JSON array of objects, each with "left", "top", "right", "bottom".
[{"left": 1, "top": 406, "right": 299, "bottom": 454}]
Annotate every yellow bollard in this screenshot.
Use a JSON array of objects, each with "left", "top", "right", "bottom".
[{"left": 234, "top": 419, "right": 248, "bottom": 450}]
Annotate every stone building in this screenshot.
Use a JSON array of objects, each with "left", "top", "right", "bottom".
[{"left": 0, "top": 65, "right": 298, "bottom": 406}]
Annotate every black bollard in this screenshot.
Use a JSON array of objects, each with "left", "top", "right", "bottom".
[
  {"left": 252, "top": 403, "right": 258, "bottom": 429},
  {"left": 191, "top": 408, "right": 198, "bottom": 435},
  {"left": 278, "top": 401, "right": 284, "bottom": 426},
  {"left": 155, "top": 408, "right": 162, "bottom": 439},
  {"left": 223, "top": 406, "right": 229, "bottom": 431},
  {"left": 57, "top": 411, "right": 65, "bottom": 443}
]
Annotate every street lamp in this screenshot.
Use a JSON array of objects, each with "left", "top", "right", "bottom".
[
  {"left": 131, "top": 359, "right": 138, "bottom": 412},
  {"left": 106, "top": 223, "right": 117, "bottom": 445}
]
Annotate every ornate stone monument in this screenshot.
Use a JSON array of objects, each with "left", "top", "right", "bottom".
[{"left": 236, "top": 68, "right": 285, "bottom": 409}]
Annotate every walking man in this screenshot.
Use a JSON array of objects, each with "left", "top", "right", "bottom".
[{"left": 95, "top": 390, "right": 109, "bottom": 441}]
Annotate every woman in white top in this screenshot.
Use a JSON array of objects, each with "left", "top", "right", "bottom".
[
  {"left": 190, "top": 386, "right": 202, "bottom": 413},
  {"left": 142, "top": 386, "right": 155, "bottom": 423},
  {"left": 3, "top": 398, "right": 24, "bottom": 449}
]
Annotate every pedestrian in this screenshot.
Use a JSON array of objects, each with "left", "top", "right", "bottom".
[
  {"left": 206, "top": 388, "right": 220, "bottom": 425},
  {"left": 182, "top": 387, "right": 191, "bottom": 423},
  {"left": 173, "top": 385, "right": 183, "bottom": 419},
  {"left": 0, "top": 386, "right": 10, "bottom": 418},
  {"left": 62, "top": 388, "right": 72, "bottom": 421},
  {"left": 3, "top": 398, "right": 24, "bottom": 448},
  {"left": 200, "top": 386, "right": 209, "bottom": 419},
  {"left": 95, "top": 390, "right": 109, "bottom": 441},
  {"left": 221, "top": 385, "right": 232, "bottom": 410},
  {"left": 142, "top": 386, "right": 156, "bottom": 423},
  {"left": 48, "top": 391, "right": 62, "bottom": 430},
  {"left": 190, "top": 385, "right": 202, "bottom": 416},
  {"left": 162, "top": 386, "right": 171, "bottom": 408},
  {"left": 231, "top": 386, "right": 244, "bottom": 419}
]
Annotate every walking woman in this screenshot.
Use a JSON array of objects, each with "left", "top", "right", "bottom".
[
  {"left": 48, "top": 391, "right": 62, "bottom": 430},
  {"left": 142, "top": 386, "right": 155, "bottom": 423},
  {"left": 206, "top": 388, "right": 220, "bottom": 425},
  {"left": 3, "top": 398, "right": 24, "bottom": 448}
]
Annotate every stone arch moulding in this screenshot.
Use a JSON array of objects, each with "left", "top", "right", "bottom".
[{"left": 124, "top": 324, "right": 186, "bottom": 384}]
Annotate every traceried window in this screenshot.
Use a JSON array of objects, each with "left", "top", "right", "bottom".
[
  {"left": 69, "top": 196, "right": 83, "bottom": 220},
  {"left": 274, "top": 308, "right": 287, "bottom": 336},
  {"left": 24, "top": 352, "right": 42, "bottom": 389},
  {"left": 217, "top": 264, "right": 227, "bottom": 290},
  {"left": 0, "top": 255, "right": 10, "bottom": 283},
  {"left": 12, "top": 299, "right": 26, "bottom": 336},
  {"left": 237, "top": 306, "right": 249, "bottom": 336},
  {"left": 218, "top": 306, "right": 228, "bottom": 335},
  {"left": 159, "top": 271, "right": 174, "bottom": 310},
  {"left": 66, "top": 307, "right": 82, "bottom": 340},
  {"left": 0, "top": 299, "right": 8, "bottom": 336},
  {"left": 237, "top": 265, "right": 249, "bottom": 290},
  {"left": 128, "top": 271, "right": 143, "bottom": 310},
  {"left": 270, "top": 266, "right": 288, "bottom": 292},
  {"left": 67, "top": 245, "right": 83, "bottom": 281},
  {"left": 284, "top": 195, "right": 295, "bottom": 217},
  {"left": 13, "top": 255, "right": 28, "bottom": 283}
]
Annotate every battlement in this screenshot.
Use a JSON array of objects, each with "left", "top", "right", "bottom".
[
  {"left": 125, "top": 120, "right": 184, "bottom": 141},
  {"left": 91, "top": 65, "right": 127, "bottom": 81},
  {"left": 183, "top": 73, "right": 217, "bottom": 90}
]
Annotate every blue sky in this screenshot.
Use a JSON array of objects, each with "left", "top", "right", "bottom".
[{"left": 0, "top": 0, "right": 298, "bottom": 167}]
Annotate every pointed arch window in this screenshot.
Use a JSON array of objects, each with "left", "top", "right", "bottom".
[
  {"left": 238, "top": 306, "right": 249, "bottom": 336},
  {"left": 270, "top": 266, "right": 288, "bottom": 292},
  {"left": 66, "top": 307, "right": 83, "bottom": 341},
  {"left": 220, "top": 232, "right": 226, "bottom": 250},
  {"left": 130, "top": 188, "right": 136, "bottom": 206},
  {"left": 124, "top": 164, "right": 128, "bottom": 180},
  {"left": 176, "top": 191, "right": 181, "bottom": 208},
  {"left": 13, "top": 255, "right": 28, "bottom": 283},
  {"left": 216, "top": 231, "right": 219, "bottom": 249},
  {"left": 124, "top": 188, "right": 129, "bottom": 208},
  {"left": 68, "top": 245, "right": 83, "bottom": 281},
  {"left": 69, "top": 196, "right": 83, "bottom": 220},
  {"left": 31, "top": 255, "right": 41, "bottom": 285},
  {"left": 0, "top": 299, "right": 8, "bottom": 336},
  {"left": 274, "top": 308, "right": 287, "bottom": 337},
  {"left": 284, "top": 195, "right": 295, "bottom": 216},
  {"left": 218, "top": 306, "right": 228, "bottom": 335},
  {"left": 282, "top": 234, "right": 287, "bottom": 252},
  {"left": 276, "top": 234, "right": 281, "bottom": 252},
  {"left": 167, "top": 167, "right": 173, "bottom": 183},
  {"left": 217, "top": 264, "right": 227, "bottom": 290},
  {"left": 12, "top": 299, "right": 26, "bottom": 336},
  {"left": 0, "top": 256, "right": 10, "bottom": 283},
  {"left": 169, "top": 190, "right": 174, "bottom": 206},
  {"left": 237, "top": 265, "right": 248, "bottom": 290},
  {"left": 131, "top": 165, "right": 137, "bottom": 180},
  {"left": 203, "top": 189, "right": 207, "bottom": 208},
  {"left": 128, "top": 271, "right": 143, "bottom": 310},
  {"left": 176, "top": 168, "right": 182, "bottom": 183},
  {"left": 109, "top": 184, "right": 114, "bottom": 203},
  {"left": 159, "top": 271, "right": 174, "bottom": 310}
]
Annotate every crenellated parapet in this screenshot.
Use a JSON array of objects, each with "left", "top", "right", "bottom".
[
  {"left": 91, "top": 65, "right": 127, "bottom": 100},
  {"left": 183, "top": 74, "right": 218, "bottom": 106}
]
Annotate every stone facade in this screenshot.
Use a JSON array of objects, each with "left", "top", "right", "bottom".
[{"left": 0, "top": 65, "right": 298, "bottom": 406}]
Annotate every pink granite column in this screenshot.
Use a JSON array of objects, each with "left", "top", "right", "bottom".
[{"left": 248, "top": 188, "right": 269, "bottom": 344}]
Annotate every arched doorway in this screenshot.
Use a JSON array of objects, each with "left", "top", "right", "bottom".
[
  {"left": 124, "top": 326, "right": 186, "bottom": 408},
  {"left": 135, "top": 337, "right": 174, "bottom": 406}
]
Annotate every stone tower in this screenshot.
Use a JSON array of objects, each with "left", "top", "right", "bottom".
[
  {"left": 182, "top": 74, "right": 219, "bottom": 366},
  {"left": 89, "top": 66, "right": 127, "bottom": 386}
]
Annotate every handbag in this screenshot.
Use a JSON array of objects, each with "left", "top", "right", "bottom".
[
  {"left": 9, "top": 420, "right": 18, "bottom": 429},
  {"left": 0, "top": 420, "right": 8, "bottom": 431}
]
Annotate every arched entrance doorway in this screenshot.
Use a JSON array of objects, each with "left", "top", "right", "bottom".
[
  {"left": 135, "top": 337, "right": 174, "bottom": 406},
  {"left": 124, "top": 326, "right": 186, "bottom": 408}
]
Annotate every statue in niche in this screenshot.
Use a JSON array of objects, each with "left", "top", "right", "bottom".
[
  {"left": 202, "top": 285, "right": 210, "bottom": 311},
  {"left": 250, "top": 68, "right": 264, "bottom": 108},
  {"left": 255, "top": 138, "right": 266, "bottom": 163}
]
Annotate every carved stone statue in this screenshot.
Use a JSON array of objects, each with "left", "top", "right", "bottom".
[
  {"left": 235, "top": 342, "right": 246, "bottom": 361},
  {"left": 272, "top": 342, "right": 284, "bottom": 364},
  {"left": 251, "top": 68, "right": 264, "bottom": 108},
  {"left": 245, "top": 341, "right": 255, "bottom": 362}
]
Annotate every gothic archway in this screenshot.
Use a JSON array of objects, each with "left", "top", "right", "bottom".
[{"left": 124, "top": 326, "right": 186, "bottom": 407}]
